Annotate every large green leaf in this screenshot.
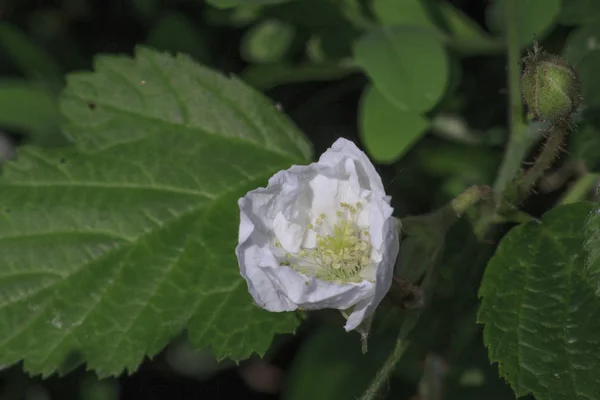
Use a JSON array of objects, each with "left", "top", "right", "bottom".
[
  {"left": 478, "top": 203, "right": 600, "bottom": 399},
  {"left": 353, "top": 26, "right": 449, "bottom": 112},
  {"left": 0, "top": 47, "right": 312, "bottom": 377}
]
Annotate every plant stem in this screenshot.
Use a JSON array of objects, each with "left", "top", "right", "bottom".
[
  {"left": 240, "top": 62, "right": 358, "bottom": 90},
  {"left": 451, "top": 185, "right": 492, "bottom": 217},
  {"left": 359, "top": 338, "right": 410, "bottom": 400},
  {"left": 559, "top": 172, "right": 600, "bottom": 205},
  {"left": 493, "top": 0, "right": 529, "bottom": 195},
  {"left": 517, "top": 122, "right": 569, "bottom": 196}
]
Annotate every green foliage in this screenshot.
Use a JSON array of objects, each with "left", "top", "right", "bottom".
[
  {"left": 283, "top": 325, "right": 399, "bottom": 400},
  {"left": 479, "top": 203, "right": 600, "bottom": 399},
  {"left": 4, "top": 0, "right": 600, "bottom": 398},
  {"left": 557, "top": 0, "right": 600, "bottom": 26},
  {"left": 563, "top": 24, "right": 600, "bottom": 64},
  {"left": 265, "top": 0, "right": 361, "bottom": 59},
  {"left": 437, "top": 2, "right": 502, "bottom": 55},
  {"left": 359, "top": 85, "right": 430, "bottom": 163},
  {"left": 353, "top": 26, "right": 449, "bottom": 112},
  {"left": 207, "top": 0, "right": 291, "bottom": 9},
  {"left": 569, "top": 110, "right": 600, "bottom": 172},
  {"left": 370, "top": 0, "right": 436, "bottom": 28},
  {"left": 0, "top": 79, "right": 60, "bottom": 142},
  {"left": 443, "top": 335, "right": 515, "bottom": 400},
  {"left": 0, "top": 22, "right": 63, "bottom": 88},
  {"left": 486, "top": 0, "right": 561, "bottom": 46},
  {"left": 240, "top": 19, "right": 296, "bottom": 64},
  {"left": 576, "top": 52, "right": 600, "bottom": 107},
  {"left": 0, "top": 47, "right": 311, "bottom": 377}
]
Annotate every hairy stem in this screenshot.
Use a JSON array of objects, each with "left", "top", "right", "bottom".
[
  {"left": 451, "top": 185, "right": 492, "bottom": 217},
  {"left": 359, "top": 337, "right": 410, "bottom": 400},
  {"left": 517, "top": 122, "right": 570, "bottom": 197}
]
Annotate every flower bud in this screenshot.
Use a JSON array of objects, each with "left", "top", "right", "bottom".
[{"left": 520, "top": 48, "right": 581, "bottom": 124}]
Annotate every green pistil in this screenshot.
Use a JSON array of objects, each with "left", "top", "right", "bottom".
[{"left": 277, "top": 202, "right": 372, "bottom": 283}]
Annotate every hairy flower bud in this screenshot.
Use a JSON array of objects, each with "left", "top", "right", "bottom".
[{"left": 520, "top": 47, "right": 581, "bottom": 124}]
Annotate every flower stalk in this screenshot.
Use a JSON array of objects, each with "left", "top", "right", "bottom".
[{"left": 517, "top": 121, "right": 571, "bottom": 198}]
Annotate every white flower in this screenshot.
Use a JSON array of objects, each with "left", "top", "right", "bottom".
[{"left": 235, "top": 138, "right": 399, "bottom": 331}]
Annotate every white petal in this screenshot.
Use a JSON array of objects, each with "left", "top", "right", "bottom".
[
  {"left": 318, "top": 138, "right": 386, "bottom": 195},
  {"left": 345, "top": 205, "right": 399, "bottom": 331},
  {"left": 273, "top": 212, "right": 304, "bottom": 253},
  {"left": 236, "top": 241, "right": 297, "bottom": 312},
  {"left": 262, "top": 265, "right": 374, "bottom": 310},
  {"left": 309, "top": 174, "right": 340, "bottom": 222},
  {"left": 238, "top": 198, "right": 254, "bottom": 243},
  {"left": 344, "top": 297, "right": 372, "bottom": 330}
]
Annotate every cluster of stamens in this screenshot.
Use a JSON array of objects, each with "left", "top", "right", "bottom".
[{"left": 275, "top": 202, "right": 372, "bottom": 283}]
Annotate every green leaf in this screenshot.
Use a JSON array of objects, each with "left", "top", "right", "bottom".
[
  {"left": 370, "top": 0, "right": 435, "bottom": 28},
  {"left": 584, "top": 204, "right": 600, "bottom": 287},
  {"left": 0, "top": 79, "right": 61, "bottom": 140},
  {"left": 359, "top": 85, "right": 430, "bottom": 163},
  {"left": 562, "top": 23, "right": 600, "bottom": 64},
  {"left": 0, "top": 47, "right": 312, "bottom": 377},
  {"left": 0, "top": 22, "right": 63, "bottom": 89},
  {"left": 353, "top": 26, "right": 449, "bottom": 112},
  {"left": 240, "top": 19, "right": 295, "bottom": 64},
  {"left": 557, "top": 0, "right": 600, "bottom": 26},
  {"left": 207, "top": 0, "right": 291, "bottom": 9},
  {"left": 486, "top": 0, "right": 560, "bottom": 47},
  {"left": 478, "top": 202, "right": 600, "bottom": 399}
]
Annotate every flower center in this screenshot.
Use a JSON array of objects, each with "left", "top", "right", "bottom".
[{"left": 276, "top": 202, "right": 372, "bottom": 283}]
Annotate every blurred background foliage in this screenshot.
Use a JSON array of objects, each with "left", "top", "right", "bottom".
[{"left": 0, "top": 0, "right": 598, "bottom": 399}]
